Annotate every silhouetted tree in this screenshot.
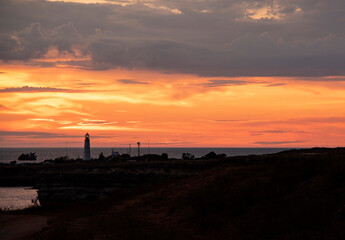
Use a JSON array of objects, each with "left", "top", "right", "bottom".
[
  {"left": 182, "top": 153, "right": 195, "bottom": 160},
  {"left": 99, "top": 152, "right": 105, "bottom": 160},
  {"left": 202, "top": 152, "right": 227, "bottom": 159},
  {"left": 161, "top": 153, "right": 168, "bottom": 160}
]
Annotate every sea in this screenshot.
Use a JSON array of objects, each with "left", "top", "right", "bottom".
[
  {"left": 0, "top": 147, "right": 294, "bottom": 164},
  {"left": 0, "top": 187, "right": 39, "bottom": 211},
  {"left": 0, "top": 147, "right": 293, "bottom": 210}
]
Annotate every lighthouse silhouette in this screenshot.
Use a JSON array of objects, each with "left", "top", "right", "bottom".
[{"left": 83, "top": 133, "right": 91, "bottom": 160}]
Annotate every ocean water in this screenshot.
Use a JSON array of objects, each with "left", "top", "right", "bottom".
[
  {"left": 0, "top": 187, "right": 39, "bottom": 210},
  {"left": 0, "top": 147, "right": 294, "bottom": 163}
]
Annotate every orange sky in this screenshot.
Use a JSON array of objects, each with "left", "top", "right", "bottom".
[
  {"left": 1, "top": 62, "right": 345, "bottom": 147},
  {"left": 1, "top": 0, "right": 345, "bottom": 148}
]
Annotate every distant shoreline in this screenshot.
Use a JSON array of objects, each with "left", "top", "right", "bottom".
[{"left": 0, "top": 147, "right": 296, "bottom": 163}]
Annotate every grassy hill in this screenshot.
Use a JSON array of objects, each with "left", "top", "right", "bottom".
[{"left": 5, "top": 148, "right": 345, "bottom": 239}]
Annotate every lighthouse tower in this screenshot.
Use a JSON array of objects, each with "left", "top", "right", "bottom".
[{"left": 83, "top": 133, "right": 91, "bottom": 160}]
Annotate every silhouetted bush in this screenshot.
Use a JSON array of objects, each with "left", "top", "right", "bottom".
[
  {"left": 201, "top": 152, "right": 227, "bottom": 159},
  {"left": 54, "top": 156, "right": 69, "bottom": 163},
  {"left": 182, "top": 153, "right": 194, "bottom": 160},
  {"left": 204, "top": 151, "right": 217, "bottom": 159},
  {"left": 99, "top": 152, "right": 105, "bottom": 160},
  {"left": 161, "top": 153, "right": 168, "bottom": 160}
]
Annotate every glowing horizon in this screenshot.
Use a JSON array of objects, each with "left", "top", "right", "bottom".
[{"left": 1, "top": 62, "right": 345, "bottom": 148}]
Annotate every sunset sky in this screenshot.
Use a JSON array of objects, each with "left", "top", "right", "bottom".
[{"left": 1, "top": 0, "right": 345, "bottom": 147}]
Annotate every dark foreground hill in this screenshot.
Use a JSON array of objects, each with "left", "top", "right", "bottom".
[{"left": 3, "top": 147, "right": 345, "bottom": 239}]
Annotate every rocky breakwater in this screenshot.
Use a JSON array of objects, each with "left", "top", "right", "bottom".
[{"left": 35, "top": 160, "right": 213, "bottom": 207}]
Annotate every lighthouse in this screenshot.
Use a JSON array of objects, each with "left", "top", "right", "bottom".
[{"left": 83, "top": 133, "right": 91, "bottom": 160}]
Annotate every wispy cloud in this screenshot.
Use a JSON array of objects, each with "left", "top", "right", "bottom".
[
  {"left": 251, "top": 130, "right": 306, "bottom": 134},
  {"left": 0, "top": 86, "right": 84, "bottom": 93},
  {"left": 254, "top": 141, "right": 303, "bottom": 145},
  {"left": 28, "top": 118, "right": 55, "bottom": 122},
  {"left": 250, "top": 130, "right": 307, "bottom": 136},
  {"left": 198, "top": 79, "right": 251, "bottom": 87},
  {"left": 59, "top": 125, "right": 137, "bottom": 131},
  {"left": 265, "top": 83, "right": 286, "bottom": 87},
  {"left": 0, "top": 131, "right": 114, "bottom": 139},
  {"left": 78, "top": 119, "right": 118, "bottom": 125},
  {"left": 0, "top": 86, "right": 117, "bottom": 94},
  {"left": 235, "top": 117, "right": 345, "bottom": 127},
  {"left": 152, "top": 141, "right": 195, "bottom": 146},
  {"left": 213, "top": 119, "right": 246, "bottom": 123},
  {"left": 0, "top": 131, "right": 79, "bottom": 138},
  {"left": 117, "top": 79, "right": 149, "bottom": 85},
  {"left": 56, "top": 118, "right": 132, "bottom": 130}
]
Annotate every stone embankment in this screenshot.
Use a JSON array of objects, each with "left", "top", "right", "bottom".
[{"left": 0, "top": 159, "right": 220, "bottom": 206}]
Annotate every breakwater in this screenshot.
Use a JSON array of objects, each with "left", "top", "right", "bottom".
[{"left": 0, "top": 159, "right": 221, "bottom": 206}]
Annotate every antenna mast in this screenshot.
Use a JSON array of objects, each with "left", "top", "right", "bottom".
[
  {"left": 137, "top": 142, "right": 141, "bottom": 157},
  {"left": 148, "top": 139, "right": 150, "bottom": 154}
]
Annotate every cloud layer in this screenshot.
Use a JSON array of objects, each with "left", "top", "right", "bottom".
[
  {"left": 1, "top": 0, "right": 345, "bottom": 77},
  {"left": 0, "top": 86, "right": 82, "bottom": 93}
]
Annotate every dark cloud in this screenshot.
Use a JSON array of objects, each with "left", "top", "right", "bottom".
[
  {"left": 255, "top": 141, "right": 303, "bottom": 145},
  {"left": 1, "top": 0, "right": 345, "bottom": 77},
  {"left": 279, "top": 6, "right": 298, "bottom": 14},
  {"left": 49, "top": 22, "right": 83, "bottom": 53},
  {"left": 251, "top": 130, "right": 306, "bottom": 135},
  {"left": 117, "top": 79, "right": 149, "bottom": 85},
  {"left": 0, "top": 86, "right": 84, "bottom": 93},
  {"left": 0, "top": 22, "right": 49, "bottom": 61},
  {"left": 265, "top": 83, "right": 286, "bottom": 87},
  {"left": 297, "top": 77, "right": 345, "bottom": 82},
  {"left": 198, "top": 79, "right": 250, "bottom": 87},
  {"left": 0, "top": 104, "right": 8, "bottom": 110},
  {"left": 255, "top": 130, "right": 289, "bottom": 134}
]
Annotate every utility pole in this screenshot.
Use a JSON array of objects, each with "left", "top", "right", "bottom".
[
  {"left": 137, "top": 142, "right": 140, "bottom": 157},
  {"left": 65, "top": 142, "right": 68, "bottom": 157},
  {"left": 147, "top": 139, "right": 150, "bottom": 154}
]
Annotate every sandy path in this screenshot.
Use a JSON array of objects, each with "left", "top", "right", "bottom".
[{"left": 0, "top": 215, "right": 48, "bottom": 240}]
